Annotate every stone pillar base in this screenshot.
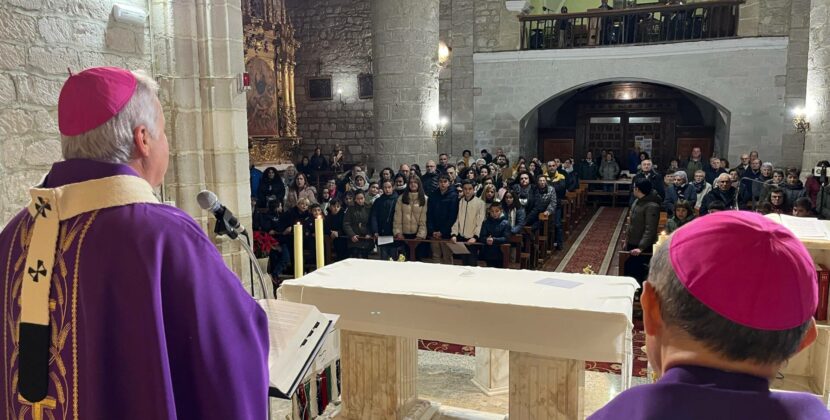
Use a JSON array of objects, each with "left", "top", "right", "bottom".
[
  {"left": 509, "top": 352, "right": 585, "bottom": 420},
  {"left": 471, "top": 347, "right": 509, "bottom": 396}
]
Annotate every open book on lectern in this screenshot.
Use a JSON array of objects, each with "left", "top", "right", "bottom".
[{"left": 257, "top": 299, "right": 338, "bottom": 399}]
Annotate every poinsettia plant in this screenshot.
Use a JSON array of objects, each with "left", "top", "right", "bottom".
[{"left": 253, "top": 231, "right": 278, "bottom": 259}]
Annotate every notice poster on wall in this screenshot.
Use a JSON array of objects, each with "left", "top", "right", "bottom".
[{"left": 634, "top": 136, "right": 653, "bottom": 156}]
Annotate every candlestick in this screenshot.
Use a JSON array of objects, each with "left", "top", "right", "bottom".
[
  {"left": 315, "top": 216, "right": 325, "bottom": 269},
  {"left": 293, "top": 222, "right": 303, "bottom": 278}
]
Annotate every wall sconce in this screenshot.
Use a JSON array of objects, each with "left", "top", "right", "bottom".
[
  {"left": 337, "top": 88, "right": 344, "bottom": 104},
  {"left": 438, "top": 42, "right": 451, "bottom": 67},
  {"left": 432, "top": 116, "right": 448, "bottom": 139},
  {"left": 793, "top": 107, "right": 810, "bottom": 133}
]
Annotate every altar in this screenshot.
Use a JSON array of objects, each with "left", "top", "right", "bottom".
[{"left": 278, "top": 259, "right": 639, "bottom": 419}]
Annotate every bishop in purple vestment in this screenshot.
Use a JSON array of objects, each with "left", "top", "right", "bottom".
[
  {"left": 590, "top": 212, "right": 830, "bottom": 420},
  {"left": 0, "top": 68, "right": 268, "bottom": 419}
]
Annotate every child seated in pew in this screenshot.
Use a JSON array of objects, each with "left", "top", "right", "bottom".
[{"left": 478, "top": 203, "right": 511, "bottom": 268}]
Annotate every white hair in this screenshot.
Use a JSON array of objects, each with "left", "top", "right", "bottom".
[{"left": 61, "top": 70, "right": 160, "bottom": 164}]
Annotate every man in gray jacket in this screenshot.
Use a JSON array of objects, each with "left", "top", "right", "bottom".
[{"left": 625, "top": 178, "right": 661, "bottom": 286}]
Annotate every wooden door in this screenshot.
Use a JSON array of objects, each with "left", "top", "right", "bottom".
[
  {"left": 587, "top": 123, "right": 624, "bottom": 162},
  {"left": 542, "top": 139, "right": 574, "bottom": 162},
  {"left": 676, "top": 137, "right": 713, "bottom": 162}
]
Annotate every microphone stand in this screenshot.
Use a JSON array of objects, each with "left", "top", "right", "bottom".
[{"left": 215, "top": 216, "right": 268, "bottom": 299}]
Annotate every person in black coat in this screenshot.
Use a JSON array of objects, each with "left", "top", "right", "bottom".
[
  {"left": 324, "top": 199, "right": 348, "bottom": 261},
  {"left": 427, "top": 174, "right": 460, "bottom": 263},
  {"left": 369, "top": 180, "right": 399, "bottom": 260},
  {"left": 700, "top": 174, "right": 738, "bottom": 215},
  {"left": 630, "top": 159, "right": 664, "bottom": 204},
  {"left": 422, "top": 160, "right": 441, "bottom": 195},
  {"left": 478, "top": 203, "right": 512, "bottom": 268},
  {"left": 663, "top": 171, "right": 697, "bottom": 214},
  {"left": 308, "top": 146, "right": 329, "bottom": 173},
  {"left": 257, "top": 166, "right": 286, "bottom": 209}
]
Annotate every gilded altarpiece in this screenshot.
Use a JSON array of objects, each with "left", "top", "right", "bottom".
[{"left": 243, "top": 0, "right": 301, "bottom": 165}]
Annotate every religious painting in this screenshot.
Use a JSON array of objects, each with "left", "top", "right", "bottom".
[
  {"left": 246, "top": 57, "right": 279, "bottom": 137},
  {"left": 358, "top": 73, "right": 373, "bottom": 99},
  {"left": 307, "top": 77, "right": 332, "bottom": 101}
]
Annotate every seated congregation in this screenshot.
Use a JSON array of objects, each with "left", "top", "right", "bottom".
[{"left": 251, "top": 144, "right": 827, "bottom": 296}]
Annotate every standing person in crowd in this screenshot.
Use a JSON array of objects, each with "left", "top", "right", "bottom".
[
  {"left": 749, "top": 150, "right": 760, "bottom": 162},
  {"left": 308, "top": 146, "right": 329, "bottom": 172},
  {"left": 704, "top": 156, "right": 727, "bottom": 184},
  {"left": 526, "top": 176, "right": 557, "bottom": 231},
  {"left": 624, "top": 178, "right": 661, "bottom": 286},
  {"left": 446, "top": 165, "right": 461, "bottom": 186},
  {"left": 350, "top": 172, "right": 369, "bottom": 195},
  {"left": 591, "top": 212, "right": 827, "bottom": 420},
  {"left": 330, "top": 147, "right": 344, "bottom": 173},
  {"left": 600, "top": 151, "right": 620, "bottom": 191},
  {"left": 495, "top": 154, "right": 511, "bottom": 180},
  {"left": 296, "top": 156, "right": 311, "bottom": 177},
  {"left": 283, "top": 164, "right": 297, "bottom": 189},
  {"left": 631, "top": 159, "right": 664, "bottom": 203},
  {"left": 324, "top": 199, "right": 348, "bottom": 262},
  {"left": 437, "top": 153, "right": 450, "bottom": 173},
  {"left": 379, "top": 167, "right": 395, "bottom": 184},
  {"left": 369, "top": 180, "right": 399, "bottom": 260},
  {"left": 783, "top": 169, "right": 806, "bottom": 207},
  {"left": 428, "top": 174, "right": 460, "bottom": 263},
  {"left": 692, "top": 170, "right": 711, "bottom": 211},
  {"left": 257, "top": 166, "right": 285, "bottom": 209},
  {"left": 760, "top": 168, "right": 785, "bottom": 204},
  {"left": 478, "top": 203, "right": 511, "bottom": 268},
  {"left": 740, "top": 159, "right": 763, "bottom": 207},
  {"left": 343, "top": 190, "right": 374, "bottom": 258},
  {"left": 481, "top": 149, "right": 494, "bottom": 164},
  {"left": 794, "top": 197, "right": 816, "bottom": 217},
  {"left": 684, "top": 146, "right": 704, "bottom": 180},
  {"left": 285, "top": 172, "right": 318, "bottom": 210},
  {"left": 665, "top": 199, "right": 695, "bottom": 234},
  {"left": 250, "top": 165, "right": 263, "bottom": 201},
  {"left": 367, "top": 181, "right": 381, "bottom": 205},
  {"left": 393, "top": 173, "right": 407, "bottom": 194},
  {"left": 663, "top": 171, "right": 696, "bottom": 215},
  {"left": 561, "top": 159, "right": 578, "bottom": 191},
  {"left": 411, "top": 163, "right": 423, "bottom": 179},
  {"left": 666, "top": 158, "right": 680, "bottom": 175},
  {"left": 481, "top": 184, "right": 499, "bottom": 205},
  {"left": 501, "top": 190, "right": 527, "bottom": 235},
  {"left": 734, "top": 153, "right": 750, "bottom": 176},
  {"left": 422, "top": 160, "right": 440, "bottom": 195},
  {"left": 577, "top": 151, "right": 598, "bottom": 181},
  {"left": 394, "top": 176, "right": 429, "bottom": 259},
  {"left": 512, "top": 172, "right": 534, "bottom": 207},
  {"left": 398, "top": 163, "right": 411, "bottom": 179},
  {"left": 701, "top": 173, "right": 738, "bottom": 215},
  {"left": 462, "top": 149, "right": 473, "bottom": 167},
  {"left": 729, "top": 168, "right": 741, "bottom": 190},
  {"left": 452, "top": 180, "right": 487, "bottom": 266},
  {"left": 805, "top": 160, "right": 830, "bottom": 207}
]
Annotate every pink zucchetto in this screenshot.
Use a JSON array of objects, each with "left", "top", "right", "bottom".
[
  {"left": 58, "top": 67, "right": 137, "bottom": 136},
  {"left": 668, "top": 211, "right": 817, "bottom": 331}
]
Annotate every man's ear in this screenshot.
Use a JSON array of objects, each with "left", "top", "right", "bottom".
[
  {"left": 132, "top": 125, "right": 150, "bottom": 158},
  {"left": 796, "top": 319, "right": 818, "bottom": 353},
  {"left": 641, "top": 281, "right": 663, "bottom": 337}
]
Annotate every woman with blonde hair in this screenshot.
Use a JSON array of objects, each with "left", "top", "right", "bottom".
[{"left": 285, "top": 172, "right": 318, "bottom": 210}]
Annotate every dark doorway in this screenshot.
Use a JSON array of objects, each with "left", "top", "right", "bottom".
[{"left": 537, "top": 82, "right": 716, "bottom": 172}]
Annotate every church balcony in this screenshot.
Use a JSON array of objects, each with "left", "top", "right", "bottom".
[{"left": 519, "top": 0, "right": 743, "bottom": 50}]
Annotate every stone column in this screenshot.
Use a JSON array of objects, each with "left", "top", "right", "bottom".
[
  {"left": 151, "top": 0, "right": 258, "bottom": 296},
  {"left": 801, "top": 0, "right": 830, "bottom": 173},
  {"left": 371, "top": 0, "right": 440, "bottom": 170},
  {"left": 509, "top": 352, "right": 585, "bottom": 420}
]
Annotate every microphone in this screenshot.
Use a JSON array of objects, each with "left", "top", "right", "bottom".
[{"left": 197, "top": 190, "right": 245, "bottom": 239}]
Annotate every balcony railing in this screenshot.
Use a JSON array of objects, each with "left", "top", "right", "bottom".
[{"left": 519, "top": 0, "right": 744, "bottom": 50}]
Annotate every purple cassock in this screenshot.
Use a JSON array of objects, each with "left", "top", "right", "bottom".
[
  {"left": 589, "top": 365, "right": 830, "bottom": 419},
  {"left": 0, "top": 159, "right": 269, "bottom": 419}
]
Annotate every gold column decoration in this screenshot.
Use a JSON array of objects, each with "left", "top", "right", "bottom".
[{"left": 243, "top": 0, "right": 301, "bottom": 166}]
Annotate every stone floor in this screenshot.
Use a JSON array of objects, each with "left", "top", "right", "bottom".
[{"left": 269, "top": 350, "right": 649, "bottom": 419}]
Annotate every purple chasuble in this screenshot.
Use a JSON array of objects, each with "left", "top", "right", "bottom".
[
  {"left": 589, "top": 365, "right": 830, "bottom": 420},
  {"left": 0, "top": 159, "right": 269, "bottom": 419}
]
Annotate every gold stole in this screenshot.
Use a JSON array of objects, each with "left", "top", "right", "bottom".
[{"left": 18, "top": 175, "right": 159, "bottom": 404}]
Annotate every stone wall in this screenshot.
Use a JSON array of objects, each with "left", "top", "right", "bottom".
[
  {"left": 474, "top": 0, "right": 521, "bottom": 53},
  {"left": 780, "top": 0, "right": 810, "bottom": 168},
  {"left": 0, "top": 0, "right": 151, "bottom": 228},
  {"left": 801, "top": 0, "right": 830, "bottom": 174},
  {"left": 285, "top": 0, "right": 374, "bottom": 165},
  {"left": 473, "top": 38, "right": 790, "bottom": 166}
]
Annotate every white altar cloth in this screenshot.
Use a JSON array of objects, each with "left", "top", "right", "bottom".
[{"left": 280, "top": 260, "right": 638, "bottom": 369}]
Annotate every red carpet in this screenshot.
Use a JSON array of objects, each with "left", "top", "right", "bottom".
[{"left": 418, "top": 339, "right": 475, "bottom": 356}]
